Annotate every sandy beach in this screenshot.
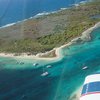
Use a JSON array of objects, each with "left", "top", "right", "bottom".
[{"left": 0, "top": 21, "right": 100, "bottom": 61}]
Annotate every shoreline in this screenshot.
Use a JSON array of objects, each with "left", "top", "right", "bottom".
[
  {"left": 0, "top": 0, "right": 88, "bottom": 29},
  {"left": 0, "top": 8, "right": 68, "bottom": 29},
  {"left": 0, "top": 21, "right": 100, "bottom": 61}
]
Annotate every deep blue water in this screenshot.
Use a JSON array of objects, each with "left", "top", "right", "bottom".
[
  {"left": 0, "top": 27, "right": 100, "bottom": 100},
  {"left": 0, "top": 0, "right": 87, "bottom": 27}
]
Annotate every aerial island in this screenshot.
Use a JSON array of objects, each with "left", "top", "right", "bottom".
[
  {"left": 0, "top": 1, "right": 100, "bottom": 59},
  {"left": 0, "top": 1, "right": 100, "bottom": 100}
]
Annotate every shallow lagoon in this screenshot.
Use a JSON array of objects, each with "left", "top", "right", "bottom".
[{"left": 0, "top": 27, "right": 100, "bottom": 100}]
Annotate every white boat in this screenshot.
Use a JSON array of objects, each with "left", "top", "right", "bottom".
[
  {"left": 41, "top": 67, "right": 49, "bottom": 76},
  {"left": 41, "top": 72, "right": 49, "bottom": 76},
  {"left": 82, "top": 66, "right": 88, "bottom": 70},
  {"left": 46, "top": 65, "right": 52, "bottom": 68},
  {"left": 33, "top": 63, "right": 38, "bottom": 66},
  {"left": 20, "top": 62, "right": 24, "bottom": 65}
]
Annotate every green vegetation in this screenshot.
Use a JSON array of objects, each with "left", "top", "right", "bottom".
[
  {"left": 0, "top": 38, "right": 54, "bottom": 54},
  {"left": 0, "top": 1, "right": 100, "bottom": 54}
]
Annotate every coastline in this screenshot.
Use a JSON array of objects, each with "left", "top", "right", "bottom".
[
  {"left": 0, "top": 0, "right": 88, "bottom": 29},
  {"left": 0, "top": 6, "right": 70, "bottom": 29},
  {"left": 0, "top": 21, "right": 100, "bottom": 61}
]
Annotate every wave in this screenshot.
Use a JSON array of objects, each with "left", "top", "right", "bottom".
[
  {"left": 0, "top": 11, "right": 58, "bottom": 29},
  {"left": 34, "top": 12, "right": 50, "bottom": 17},
  {"left": 71, "top": 0, "right": 88, "bottom": 7},
  {"left": 0, "top": 23, "right": 16, "bottom": 29},
  {"left": 79, "top": 0, "right": 88, "bottom": 4}
]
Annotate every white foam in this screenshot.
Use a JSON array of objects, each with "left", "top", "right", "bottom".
[
  {"left": 34, "top": 11, "right": 58, "bottom": 18},
  {"left": 60, "top": 8, "right": 68, "bottom": 10},
  {"left": 0, "top": 23, "right": 16, "bottom": 29},
  {"left": 72, "top": 0, "right": 88, "bottom": 7},
  {"left": 80, "top": 0, "right": 87, "bottom": 4}
]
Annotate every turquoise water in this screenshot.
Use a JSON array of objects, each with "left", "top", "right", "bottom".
[{"left": 0, "top": 27, "right": 100, "bottom": 100}]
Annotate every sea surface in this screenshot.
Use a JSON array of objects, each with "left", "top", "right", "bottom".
[
  {"left": 0, "top": 27, "right": 100, "bottom": 100},
  {"left": 0, "top": 0, "right": 87, "bottom": 27}
]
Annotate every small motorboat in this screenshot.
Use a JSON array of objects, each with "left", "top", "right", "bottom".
[
  {"left": 82, "top": 66, "right": 88, "bottom": 70},
  {"left": 41, "top": 67, "right": 49, "bottom": 77},
  {"left": 20, "top": 62, "right": 24, "bottom": 65},
  {"left": 46, "top": 65, "right": 52, "bottom": 68},
  {"left": 33, "top": 63, "right": 38, "bottom": 66},
  {"left": 41, "top": 72, "right": 49, "bottom": 76}
]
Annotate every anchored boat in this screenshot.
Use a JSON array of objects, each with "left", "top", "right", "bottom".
[
  {"left": 41, "top": 67, "right": 49, "bottom": 77},
  {"left": 82, "top": 66, "right": 88, "bottom": 70}
]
